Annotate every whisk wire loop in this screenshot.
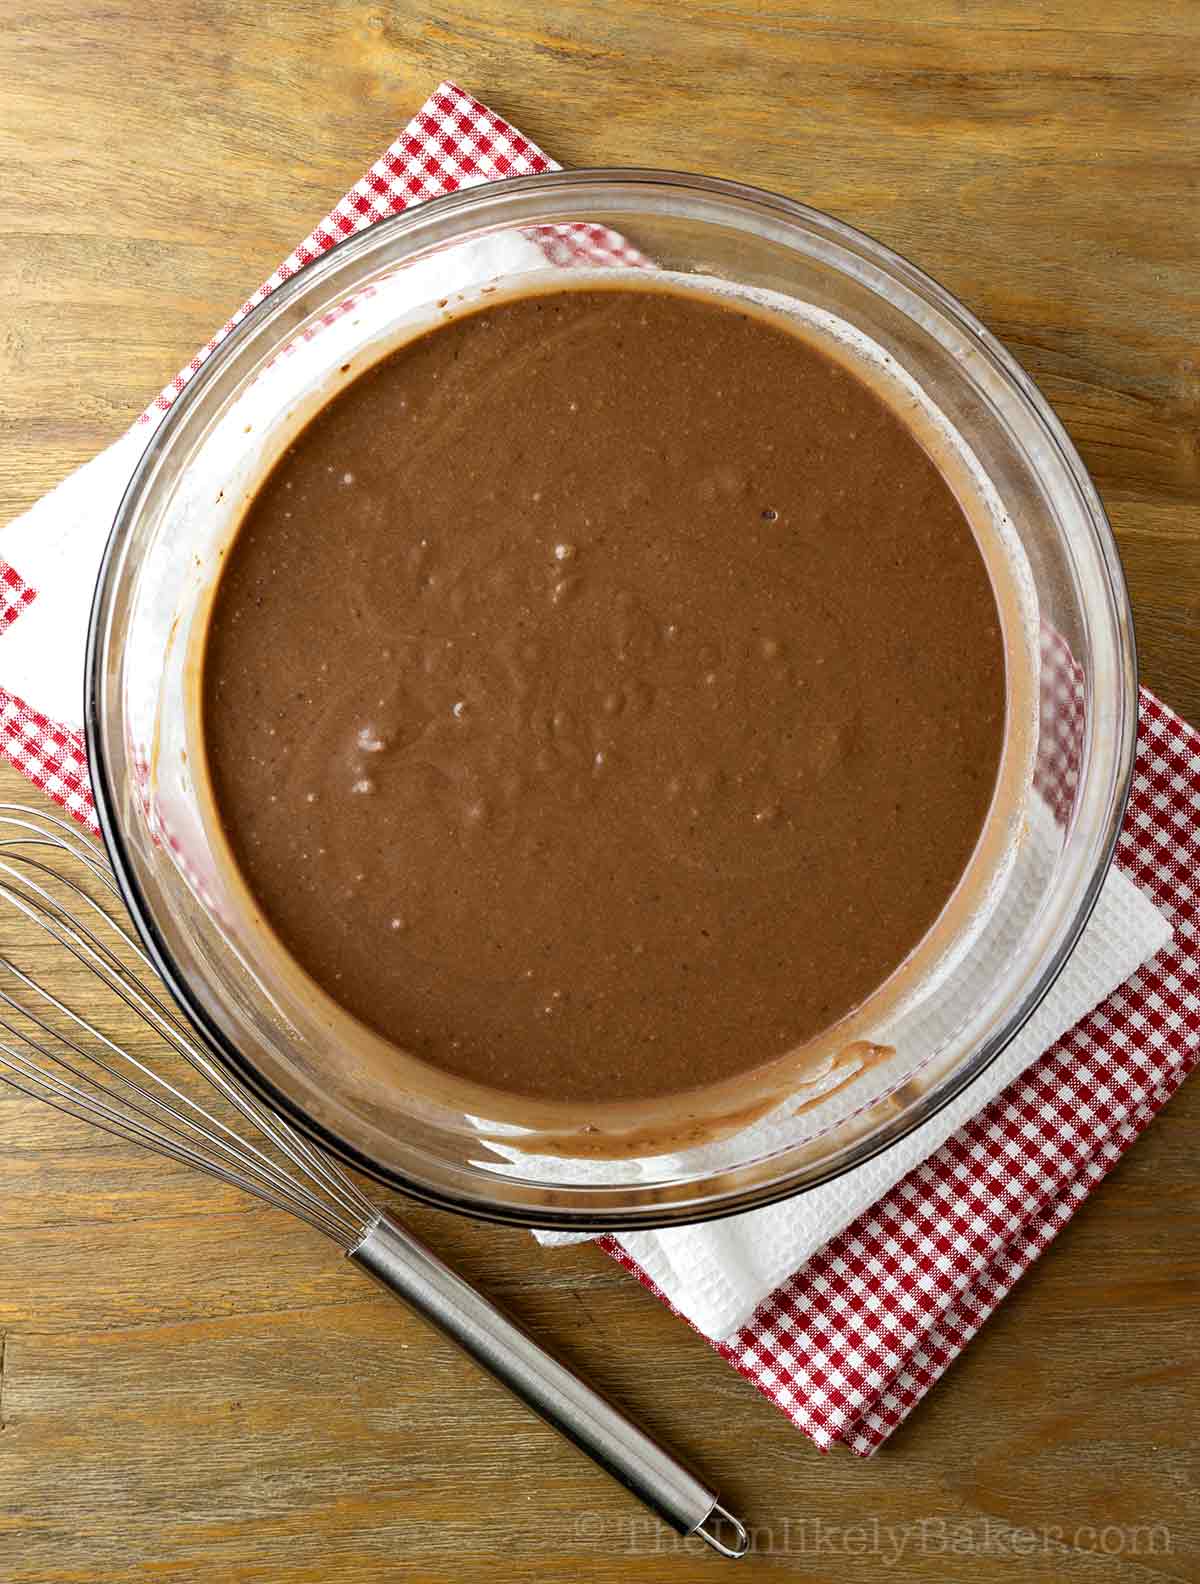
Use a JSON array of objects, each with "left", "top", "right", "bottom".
[{"left": 0, "top": 805, "right": 372, "bottom": 1245}]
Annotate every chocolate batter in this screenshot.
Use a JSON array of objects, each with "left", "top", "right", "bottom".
[{"left": 202, "top": 286, "right": 1006, "bottom": 1105}]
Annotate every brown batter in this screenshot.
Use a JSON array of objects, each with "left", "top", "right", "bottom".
[{"left": 201, "top": 285, "right": 1006, "bottom": 1106}]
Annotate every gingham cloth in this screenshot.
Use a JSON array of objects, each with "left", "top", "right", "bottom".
[{"left": 1, "top": 82, "right": 1195, "bottom": 1456}]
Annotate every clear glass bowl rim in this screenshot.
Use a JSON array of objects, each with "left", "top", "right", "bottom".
[{"left": 85, "top": 167, "right": 1138, "bottom": 1230}]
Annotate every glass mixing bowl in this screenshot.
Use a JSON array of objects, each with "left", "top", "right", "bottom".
[{"left": 86, "top": 170, "right": 1137, "bottom": 1230}]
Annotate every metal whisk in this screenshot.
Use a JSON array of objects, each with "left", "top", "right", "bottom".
[{"left": 0, "top": 803, "right": 747, "bottom": 1559}]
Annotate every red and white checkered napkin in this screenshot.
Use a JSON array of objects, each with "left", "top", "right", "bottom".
[{"left": 1, "top": 82, "right": 1196, "bottom": 1455}]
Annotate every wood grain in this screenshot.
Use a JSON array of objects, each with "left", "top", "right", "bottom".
[{"left": 1, "top": 3, "right": 1197, "bottom": 1580}]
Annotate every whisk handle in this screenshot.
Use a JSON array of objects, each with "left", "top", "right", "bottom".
[{"left": 347, "top": 1210, "right": 748, "bottom": 1558}]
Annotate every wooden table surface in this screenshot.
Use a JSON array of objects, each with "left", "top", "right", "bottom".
[{"left": 2, "top": 4, "right": 1197, "bottom": 1580}]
